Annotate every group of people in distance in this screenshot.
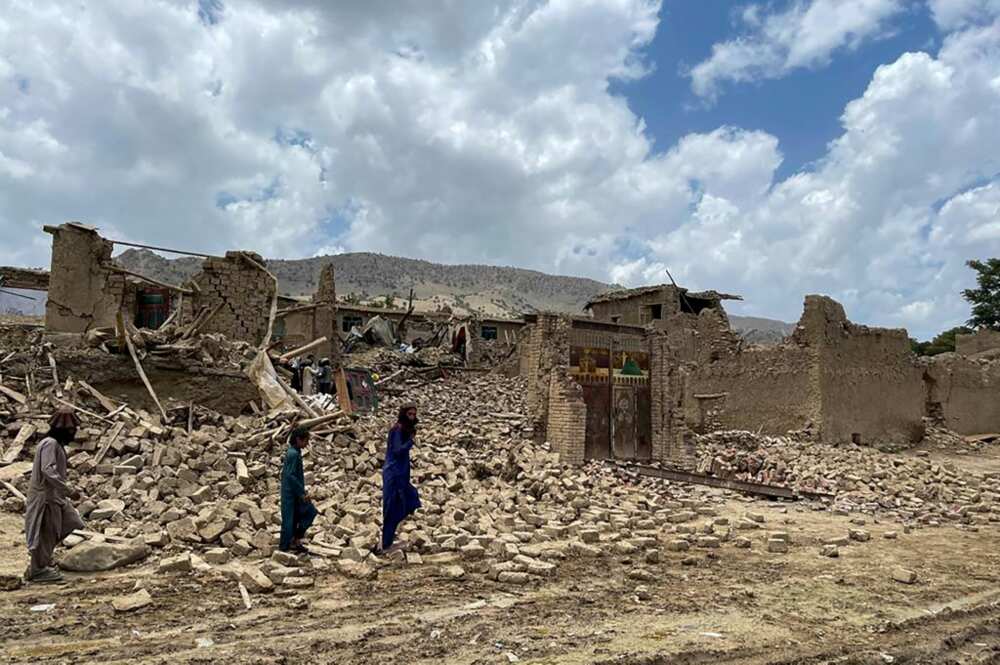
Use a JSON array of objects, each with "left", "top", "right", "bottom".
[
  {"left": 288, "top": 354, "right": 333, "bottom": 396},
  {"left": 22, "top": 402, "right": 422, "bottom": 583}
]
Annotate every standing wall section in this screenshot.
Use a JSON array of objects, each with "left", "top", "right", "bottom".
[
  {"left": 926, "top": 356, "right": 1000, "bottom": 434},
  {"left": 185, "top": 251, "right": 276, "bottom": 346},
  {"left": 43, "top": 223, "right": 125, "bottom": 333},
  {"left": 801, "top": 296, "right": 925, "bottom": 445},
  {"left": 547, "top": 368, "right": 587, "bottom": 465}
]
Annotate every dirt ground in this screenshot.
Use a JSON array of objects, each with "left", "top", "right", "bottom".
[{"left": 2, "top": 445, "right": 999, "bottom": 665}]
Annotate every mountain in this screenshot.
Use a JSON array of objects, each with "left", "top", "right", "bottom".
[
  {"left": 114, "top": 249, "right": 609, "bottom": 318},
  {"left": 113, "top": 249, "right": 793, "bottom": 340},
  {"left": 0, "top": 289, "right": 45, "bottom": 317}
]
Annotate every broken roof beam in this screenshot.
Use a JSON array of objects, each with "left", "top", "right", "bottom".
[
  {"left": 104, "top": 265, "right": 194, "bottom": 295},
  {"left": 275, "top": 303, "right": 321, "bottom": 319},
  {"left": 0, "top": 266, "right": 50, "bottom": 291}
]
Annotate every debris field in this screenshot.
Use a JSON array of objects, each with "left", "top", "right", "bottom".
[{"left": 2, "top": 321, "right": 1000, "bottom": 663}]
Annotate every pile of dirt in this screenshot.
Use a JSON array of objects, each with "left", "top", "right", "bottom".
[{"left": 695, "top": 429, "right": 999, "bottom": 525}]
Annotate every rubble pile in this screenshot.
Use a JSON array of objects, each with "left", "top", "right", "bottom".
[
  {"left": 696, "top": 430, "right": 999, "bottom": 525},
  {"left": 0, "top": 363, "right": 738, "bottom": 588}
]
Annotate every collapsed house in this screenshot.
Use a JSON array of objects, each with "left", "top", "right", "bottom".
[{"left": 526, "top": 285, "right": 1000, "bottom": 466}]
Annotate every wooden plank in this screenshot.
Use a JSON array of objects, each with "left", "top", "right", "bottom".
[
  {"left": 105, "top": 265, "right": 194, "bottom": 294},
  {"left": 1, "top": 423, "right": 36, "bottom": 465},
  {"left": 52, "top": 397, "right": 116, "bottom": 424},
  {"left": 47, "top": 353, "right": 62, "bottom": 398},
  {"left": 0, "top": 461, "right": 31, "bottom": 482},
  {"left": 334, "top": 368, "right": 352, "bottom": 416},
  {"left": 238, "top": 583, "right": 253, "bottom": 610},
  {"left": 78, "top": 380, "right": 121, "bottom": 414},
  {"left": 182, "top": 301, "right": 225, "bottom": 339},
  {"left": 0, "top": 479, "right": 24, "bottom": 501},
  {"left": 119, "top": 312, "right": 168, "bottom": 422},
  {"left": 276, "top": 375, "right": 319, "bottom": 418},
  {"left": 0, "top": 383, "right": 27, "bottom": 405},
  {"left": 278, "top": 337, "right": 329, "bottom": 363},
  {"left": 94, "top": 421, "right": 125, "bottom": 465},
  {"left": 297, "top": 411, "right": 343, "bottom": 429}
]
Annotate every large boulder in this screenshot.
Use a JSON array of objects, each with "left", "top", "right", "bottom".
[{"left": 59, "top": 540, "right": 149, "bottom": 572}]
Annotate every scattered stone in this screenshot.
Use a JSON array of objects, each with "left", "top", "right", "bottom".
[
  {"left": 59, "top": 541, "right": 149, "bottom": 572},
  {"left": 667, "top": 539, "right": 691, "bottom": 552},
  {"left": 820, "top": 545, "right": 840, "bottom": 558},
  {"left": 205, "top": 548, "right": 231, "bottom": 565},
  {"left": 766, "top": 539, "right": 788, "bottom": 554},
  {"left": 634, "top": 585, "right": 652, "bottom": 601},
  {"left": 498, "top": 571, "right": 529, "bottom": 584},
  {"left": 849, "top": 529, "right": 871, "bottom": 542},
  {"left": 286, "top": 595, "right": 309, "bottom": 610},
  {"left": 892, "top": 567, "right": 917, "bottom": 584},
  {"left": 112, "top": 588, "right": 153, "bottom": 612},
  {"left": 442, "top": 565, "right": 466, "bottom": 579},
  {"left": 158, "top": 553, "right": 193, "bottom": 574},
  {"left": 239, "top": 566, "right": 274, "bottom": 593}
]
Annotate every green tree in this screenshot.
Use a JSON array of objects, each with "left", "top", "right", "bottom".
[
  {"left": 963, "top": 258, "right": 1000, "bottom": 329},
  {"left": 911, "top": 326, "right": 973, "bottom": 356}
]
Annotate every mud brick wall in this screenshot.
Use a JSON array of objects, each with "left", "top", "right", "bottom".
[
  {"left": 926, "top": 356, "right": 1000, "bottom": 434},
  {"left": 524, "top": 314, "right": 571, "bottom": 441},
  {"left": 649, "top": 333, "right": 696, "bottom": 466},
  {"left": 955, "top": 329, "right": 1000, "bottom": 356},
  {"left": 801, "top": 296, "right": 926, "bottom": 445},
  {"left": 44, "top": 223, "right": 125, "bottom": 333},
  {"left": 312, "top": 264, "right": 337, "bottom": 361},
  {"left": 588, "top": 286, "right": 682, "bottom": 326},
  {"left": 186, "top": 251, "right": 276, "bottom": 346},
  {"left": 684, "top": 345, "right": 818, "bottom": 436},
  {"left": 547, "top": 368, "right": 587, "bottom": 465}
]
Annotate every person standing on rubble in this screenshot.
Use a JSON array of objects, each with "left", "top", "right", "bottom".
[
  {"left": 23, "top": 406, "right": 85, "bottom": 583},
  {"left": 301, "top": 356, "right": 318, "bottom": 396},
  {"left": 279, "top": 426, "right": 317, "bottom": 554},
  {"left": 379, "top": 404, "right": 422, "bottom": 554},
  {"left": 317, "top": 358, "right": 333, "bottom": 395}
]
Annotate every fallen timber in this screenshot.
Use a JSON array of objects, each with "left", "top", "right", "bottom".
[{"left": 627, "top": 463, "right": 835, "bottom": 501}]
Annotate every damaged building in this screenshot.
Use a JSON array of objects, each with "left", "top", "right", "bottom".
[{"left": 526, "top": 285, "right": 1000, "bottom": 466}]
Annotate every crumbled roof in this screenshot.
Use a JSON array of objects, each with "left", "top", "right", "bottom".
[{"left": 584, "top": 284, "right": 742, "bottom": 309}]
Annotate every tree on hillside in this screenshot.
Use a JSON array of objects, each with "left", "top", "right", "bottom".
[
  {"left": 963, "top": 258, "right": 1000, "bottom": 330},
  {"left": 910, "top": 326, "right": 973, "bottom": 356}
]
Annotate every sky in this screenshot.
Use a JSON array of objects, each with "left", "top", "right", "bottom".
[{"left": 1, "top": 0, "right": 1000, "bottom": 339}]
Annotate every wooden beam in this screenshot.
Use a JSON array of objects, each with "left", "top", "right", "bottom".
[
  {"left": 0, "top": 383, "right": 26, "bottom": 405},
  {"left": 78, "top": 380, "right": 121, "bottom": 414},
  {"left": 278, "top": 337, "right": 328, "bottom": 363},
  {"left": 297, "top": 411, "right": 343, "bottom": 429},
  {"left": 106, "top": 238, "right": 214, "bottom": 259},
  {"left": 275, "top": 375, "right": 319, "bottom": 418},
  {"left": 275, "top": 303, "right": 320, "bottom": 318},
  {"left": 118, "top": 311, "right": 168, "bottom": 422},
  {"left": 52, "top": 397, "right": 116, "bottom": 424},
  {"left": 105, "top": 265, "right": 194, "bottom": 295},
  {"left": 47, "top": 353, "right": 62, "bottom": 398},
  {"left": 94, "top": 421, "right": 125, "bottom": 465},
  {"left": 0, "top": 480, "right": 24, "bottom": 501},
  {"left": 1, "top": 424, "right": 36, "bottom": 465}
]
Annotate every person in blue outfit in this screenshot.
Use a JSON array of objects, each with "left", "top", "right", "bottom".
[
  {"left": 279, "top": 426, "right": 317, "bottom": 553},
  {"left": 380, "top": 404, "right": 421, "bottom": 554}
]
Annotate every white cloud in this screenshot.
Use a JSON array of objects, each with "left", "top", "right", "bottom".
[
  {"left": 689, "top": 0, "right": 906, "bottom": 101},
  {"left": 1, "top": 0, "right": 999, "bottom": 340},
  {"left": 930, "top": 0, "right": 1000, "bottom": 29},
  {"left": 625, "top": 16, "right": 1000, "bottom": 337}
]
